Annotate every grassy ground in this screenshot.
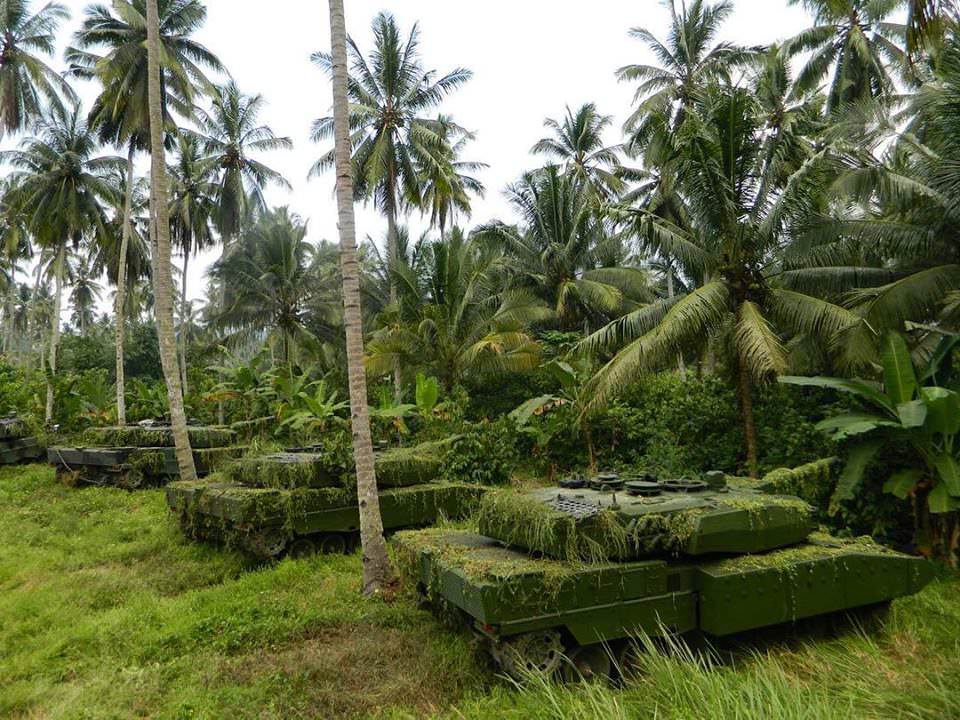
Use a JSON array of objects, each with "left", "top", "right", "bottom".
[{"left": 1, "top": 464, "right": 957, "bottom": 720}]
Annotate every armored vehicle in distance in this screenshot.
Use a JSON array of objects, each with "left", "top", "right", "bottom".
[
  {"left": 0, "top": 416, "right": 43, "bottom": 465},
  {"left": 48, "top": 424, "right": 240, "bottom": 489},
  {"left": 167, "top": 441, "right": 486, "bottom": 559},
  {"left": 395, "top": 463, "right": 934, "bottom": 680}
]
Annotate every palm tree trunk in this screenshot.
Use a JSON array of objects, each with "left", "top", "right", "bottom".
[
  {"left": 4, "top": 280, "right": 15, "bottom": 355},
  {"left": 146, "top": 0, "right": 197, "bottom": 482},
  {"left": 386, "top": 192, "right": 403, "bottom": 402},
  {"left": 45, "top": 246, "right": 65, "bottom": 424},
  {"left": 180, "top": 247, "right": 189, "bottom": 396},
  {"left": 329, "top": 0, "right": 391, "bottom": 595},
  {"left": 737, "top": 358, "right": 759, "bottom": 477},
  {"left": 115, "top": 144, "right": 135, "bottom": 426}
]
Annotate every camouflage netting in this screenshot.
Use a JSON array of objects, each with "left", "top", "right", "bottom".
[
  {"left": 477, "top": 488, "right": 814, "bottom": 563},
  {"left": 81, "top": 425, "right": 237, "bottom": 449}
]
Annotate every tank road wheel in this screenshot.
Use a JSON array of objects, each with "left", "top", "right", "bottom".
[
  {"left": 491, "top": 630, "right": 565, "bottom": 680},
  {"left": 318, "top": 533, "right": 350, "bottom": 555},
  {"left": 563, "top": 644, "right": 613, "bottom": 682},
  {"left": 249, "top": 529, "right": 289, "bottom": 559},
  {"left": 287, "top": 537, "right": 318, "bottom": 559}
]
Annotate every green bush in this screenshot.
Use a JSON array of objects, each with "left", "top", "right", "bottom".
[{"left": 440, "top": 417, "right": 521, "bottom": 485}]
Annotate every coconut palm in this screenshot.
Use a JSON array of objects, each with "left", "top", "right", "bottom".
[
  {"left": 475, "top": 166, "right": 652, "bottom": 331},
  {"left": 69, "top": 255, "right": 102, "bottom": 335},
  {"left": 326, "top": 0, "right": 391, "bottom": 595},
  {"left": 617, "top": 0, "right": 751, "bottom": 130},
  {"left": 310, "top": 11, "right": 472, "bottom": 303},
  {"left": 170, "top": 133, "right": 218, "bottom": 391},
  {"left": 809, "top": 39, "right": 960, "bottom": 347},
  {"left": 0, "top": 102, "right": 120, "bottom": 422},
  {"left": 368, "top": 229, "right": 551, "bottom": 390},
  {"left": 66, "top": 0, "right": 223, "bottom": 424},
  {"left": 417, "top": 115, "right": 486, "bottom": 237},
  {"left": 145, "top": 0, "right": 195, "bottom": 480},
  {"left": 0, "top": 0, "right": 74, "bottom": 137},
  {"left": 581, "top": 82, "right": 868, "bottom": 475},
  {"left": 208, "top": 207, "right": 318, "bottom": 366},
  {"left": 0, "top": 178, "right": 33, "bottom": 355},
  {"left": 786, "top": 0, "right": 907, "bottom": 113},
  {"left": 192, "top": 81, "right": 292, "bottom": 248},
  {"left": 531, "top": 103, "right": 624, "bottom": 200}
]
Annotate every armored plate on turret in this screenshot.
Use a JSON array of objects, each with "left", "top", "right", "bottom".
[
  {"left": 0, "top": 416, "right": 43, "bottom": 465},
  {"left": 476, "top": 481, "right": 817, "bottom": 562},
  {"left": 394, "top": 462, "right": 936, "bottom": 680}
]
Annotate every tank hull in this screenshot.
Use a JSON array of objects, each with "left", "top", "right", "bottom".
[
  {"left": 48, "top": 445, "right": 242, "bottom": 489},
  {"left": 167, "top": 480, "right": 486, "bottom": 558},
  {"left": 395, "top": 530, "right": 935, "bottom": 648}
]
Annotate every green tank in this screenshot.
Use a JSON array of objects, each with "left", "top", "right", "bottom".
[
  {"left": 167, "top": 442, "right": 486, "bottom": 558},
  {"left": 48, "top": 424, "right": 240, "bottom": 488},
  {"left": 394, "top": 463, "right": 935, "bottom": 680},
  {"left": 0, "top": 416, "right": 43, "bottom": 465}
]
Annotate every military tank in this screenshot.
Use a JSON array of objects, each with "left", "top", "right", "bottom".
[
  {"left": 48, "top": 424, "right": 241, "bottom": 489},
  {"left": 394, "top": 462, "right": 935, "bottom": 680},
  {"left": 0, "top": 415, "right": 43, "bottom": 465},
  {"left": 167, "top": 440, "right": 486, "bottom": 559}
]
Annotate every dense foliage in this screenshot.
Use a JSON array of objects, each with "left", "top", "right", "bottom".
[{"left": 0, "top": 0, "right": 957, "bottom": 561}]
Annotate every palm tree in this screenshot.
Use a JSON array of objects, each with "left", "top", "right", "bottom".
[
  {"left": 0, "top": 178, "right": 33, "bottom": 355},
  {"left": 475, "top": 166, "right": 652, "bottom": 331},
  {"left": 310, "top": 11, "right": 472, "bottom": 303},
  {"left": 367, "top": 229, "right": 551, "bottom": 390},
  {"left": 208, "top": 207, "right": 318, "bottom": 366},
  {"left": 170, "top": 133, "right": 218, "bottom": 392},
  {"left": 0, "top": 0, "right": 74, "bottom": 137},
  {"left": 417, "top": 115, "right": 486, "bottom": 237},
  {"left": 616, "top": 0, "right": 750, "bottom": 130},
  {"left": 327, "top": 0, "right": 391, "bottom": 596},
  {"left": 811, "top": 39, "right": 960, "bottom": 345},
  {"left": 786, "top": 0, "right": 906, "bottom": 113},
  {"left": 69, "top": 255, "right": 102, "bottom": 335},
  {"left": 0, "top": 102, "right": 120, "bottom": 422},
  {"left": 67, "top": 0, "right": 223, "bottom": 425},
  {"left": 582, "top": 82, "right": 867, "bottom": 475},
  {"left": 905, "top": 0, "right": 956, "bottom": 55},
  {"left": 531, "top": 103, "right": 624, "bottom": 200},
  {"left": 145, "top": 0, "right": 195, "bottom": 481},
  {"left": 193, "top": 81, "right": 292, "bottom": 249}
]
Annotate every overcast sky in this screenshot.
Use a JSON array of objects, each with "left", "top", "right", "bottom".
[{"left": 47, "top": 0, "right": 822, "bottom": 306}]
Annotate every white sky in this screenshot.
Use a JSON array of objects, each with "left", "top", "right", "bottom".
[{"left": 42, "top": 0, "right": 818, "bottom": 309}]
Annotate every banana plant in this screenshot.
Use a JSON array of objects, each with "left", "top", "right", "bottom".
[
  {"left": 781, "top": 333, "right": 960, "bottom": 561},
  {"left": 278, "top": 380, "right": 349, "bottom": 438}
]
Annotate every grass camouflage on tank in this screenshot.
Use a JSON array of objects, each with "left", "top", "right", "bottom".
[
  {"left": 49, "top": 445, "right": 243, "bottom": 489},
  {"left": 0, "top": 416, "right": 43, "bottom": 465},
  {"left": 394, "top": 464, "right": 936, "bottom": 680},
  {"left": 80, "top": 425, "right": 237, "bottom": 449},
  {"left": 476, "top": 485, "right": 816, "bottom": 562},
  {"left": 166, "top": 438, "right": 483, "bottom": 558}
]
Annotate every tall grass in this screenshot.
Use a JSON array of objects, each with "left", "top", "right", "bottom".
[{"left": 1, "top": 464, "right": 957, "bottom": 720}]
